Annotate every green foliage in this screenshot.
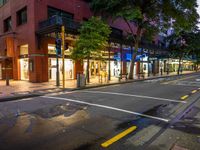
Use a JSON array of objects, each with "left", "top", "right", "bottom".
[
  {"left": 167, "top": 31, "right": 200, "bottom": 60},
  {"left": 90, "top": 0, "right": 199, "bottom": 77},
  {"left": 90, "top": 0, "right": 199, "bottom": 42},
  {"left": 71, "top": 17, "right": 111, "bottom": 60},
  {"left": 162, "top": 0, "right": 199, "bottom": 33}
]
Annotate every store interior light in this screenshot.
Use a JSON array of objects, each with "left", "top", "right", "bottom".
[{"left": 48, "top": 44, "right": 55, "bottom": 50}]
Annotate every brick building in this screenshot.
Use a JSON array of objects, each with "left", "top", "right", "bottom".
[{"left": 0, "top": 0, "right": 165, "bottom": 83}]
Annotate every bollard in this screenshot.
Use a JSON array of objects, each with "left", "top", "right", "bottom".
[
  {"left": 6, "top": 76, "right": 9, "bottom": 86},
  {"left": 77, "top": 73, "right": 80, "bottom": 88}
]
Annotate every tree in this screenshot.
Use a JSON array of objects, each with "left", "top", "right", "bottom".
[
  {"left": 168, "top": 31, "right": 200, "bottom": 75},
  {"left": 90, "top": 0, "right": 199, "bottom": 79},
  {"left": 167, "top": 32, "right": 188, "bottom": 75},
  {"left": 71, "top": 17, "right": 111, "bottom": 83},
  {"left": 186, "top": 31, "right": 200, "bottom": 71}
]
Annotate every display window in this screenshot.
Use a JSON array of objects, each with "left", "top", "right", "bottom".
[
  {"left": 20, "top": 58, "right": 29, "bottom": 80},
  {"left": 48, "top": 58, "right": 74, "bottom": 80}
]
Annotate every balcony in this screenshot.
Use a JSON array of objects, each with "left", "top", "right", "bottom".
[{"left": 37, "top": 15, "right": 81, "bottom": 35}]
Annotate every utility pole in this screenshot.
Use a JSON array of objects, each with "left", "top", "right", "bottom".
[{"left": 61, "top": 25, "right": 65, "bottom": 89}]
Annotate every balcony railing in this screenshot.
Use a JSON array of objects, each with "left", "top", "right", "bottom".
[{"left": 38, "top": 15, "right": 81, "bottom": 33}]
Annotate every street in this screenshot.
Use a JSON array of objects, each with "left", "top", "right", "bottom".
[{"left": 0, "top": 73, "right": 200, "bottom": 150}]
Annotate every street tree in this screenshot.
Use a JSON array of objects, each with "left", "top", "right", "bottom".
[
  {"left": 167, "top": 32, "right": 189, "bottom": 75},
  {"left": 168, "top": 31, "right": 200, "bottom": 75},
  {"left": 187, "top": 31, "right": 200, "bottom": 71},
  {"left": 90, "top": 0, "right": 199, "bottom": 79},
  {"left": 71, "top": 17, "right": 111, "bottom": 83}
]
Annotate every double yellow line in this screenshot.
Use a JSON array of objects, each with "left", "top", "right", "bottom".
[
  {"left": 101, "top": 126, "right": 137, "bottom": 148},
  {"left": 180, "top": 89, "right": 200, "bottom": 100}
]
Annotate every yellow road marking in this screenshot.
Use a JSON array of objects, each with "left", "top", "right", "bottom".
[
  {"left": 191, "top": 90, "right": 197, "bottom": 94},
  {"left": 162, "top": 76, "right": 197, "bottom": 85},
  {"left": 180, "top": 95, "right": 189, "bottom": 100},
  {"left": 101, "top": 126, "right": 137, "bottom": 148}
]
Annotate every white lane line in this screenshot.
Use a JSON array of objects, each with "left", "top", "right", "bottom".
[
  {"left": 42, "top": 96, "right": 169, "bottom": 122},
  {"left": 81, "top": 91, "right": 186, "bottom": 104}
]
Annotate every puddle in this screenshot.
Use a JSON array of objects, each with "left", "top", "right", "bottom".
[{"left": 33, "top": 103, "right": 86, "bottom": 118}]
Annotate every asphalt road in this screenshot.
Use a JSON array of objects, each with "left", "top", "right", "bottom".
[{"left": 0, "top": 73, "right": 200, "bottom": 150}]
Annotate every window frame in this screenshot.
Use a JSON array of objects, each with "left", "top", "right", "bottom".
[
  {"left": 17, "top": 6, "right": 27, "bottom": 26},
  {"left": 0, "top": 0, "right": 8, "bottom": 7},
  {"left": 4, "top": 16, "right": 12, "bottom": 32}
]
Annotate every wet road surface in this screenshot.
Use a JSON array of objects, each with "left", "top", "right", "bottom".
[{"left": 0, "top": 73, "right": 200, "bottom": 150}]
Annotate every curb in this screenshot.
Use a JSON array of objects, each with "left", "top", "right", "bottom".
[{"left": 0, "top": 72, "right": 198, "bottom": 102}]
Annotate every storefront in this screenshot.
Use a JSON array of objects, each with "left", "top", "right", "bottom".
[
  {"left": 48, "top": 43, "right": 74, "bottom": 81},
  {"left": 20, "top": 58, "right": 29, "bottom": 80},
  {"left": 110, "top": 60, "right": 121, "bottom": 77},
  {"left": 182, "top": 60, "right": 195, "bottom": 71},
  {"left": 19, "top": 45, "right": 29, "bottom": 80},
  {"left": 48, "top": 58, "right": 74, "bottom": 80}
]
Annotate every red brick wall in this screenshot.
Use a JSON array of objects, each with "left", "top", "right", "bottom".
[{"left": 0, "top": 0, "right": 158, "bottom": 82}]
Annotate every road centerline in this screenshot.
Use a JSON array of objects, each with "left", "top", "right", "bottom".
[
  {"left": 41, "top": 96, "right": 169, "bottom": 122},
  {"left": 80, "top": 91, "right": 186, "bottom": 103}
]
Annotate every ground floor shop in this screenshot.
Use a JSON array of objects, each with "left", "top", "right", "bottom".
[
  {"left": 48, "top": 58, "right": 74, "bottom": 81},
  {"left": 0, "top": 36, "right": 196, "bottom": 83},
  {"left": 19, "top": 58, "right": 29, "bottom": 80}
]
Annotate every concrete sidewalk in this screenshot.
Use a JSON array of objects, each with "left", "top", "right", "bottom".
[
  {"left": 0, "top": 71, "right": 196, "bottom": 101},
  {"left": 148, "top": 95, "right": 200, "bottom": 150}
]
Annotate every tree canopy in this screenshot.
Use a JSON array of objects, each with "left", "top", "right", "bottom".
[
  {"left": 71, "top": 16, "right": 111, "bottom": 60},
  {"left": 90, "top": 0, "right": 199, "bottom": 78}
]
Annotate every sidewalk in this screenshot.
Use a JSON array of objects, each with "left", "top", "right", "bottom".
[
  {"left": 148, "top": 95, "right": 200, "bottom": 150},
  {"left": 0, "top": 71, "right": 196, "bottom": 100}
]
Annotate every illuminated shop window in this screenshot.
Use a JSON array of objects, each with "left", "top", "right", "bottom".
[{"left": 20, "top": 44, "right": 28, "bottom": 55}]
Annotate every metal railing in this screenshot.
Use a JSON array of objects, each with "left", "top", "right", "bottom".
[{"left": 38, "top": 15, "right": 80, "bottom": 31}]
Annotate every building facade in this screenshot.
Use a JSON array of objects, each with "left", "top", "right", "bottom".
[{"left": 0, "top": 0, "right": 174, "bottom": 83}]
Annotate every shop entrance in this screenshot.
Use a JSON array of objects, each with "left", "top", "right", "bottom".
[
  {"left": 20, "top": 58, "right": 29, "bottom": 80},
  {"left": 84, "top": 60, "right": 108, "bottom": 78},
  {"left": 48, "top": 58, "right": 74, "bottom": 81}
]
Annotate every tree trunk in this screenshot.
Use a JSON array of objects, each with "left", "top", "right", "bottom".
[
  {"left": 128, "top": 28, "right": 141, "bottom": 79},
  {"left": 177, "top": 56, "right": 182, "bottom": 75},
  {"left": 108, "top": 46, "right": 111, "bottom": 81},
  {"left": 128, "top": 42, "right": 138, "bottom": 79},
  {"left": 86, "top": 57, "right": 90, "bottom": 83}
]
